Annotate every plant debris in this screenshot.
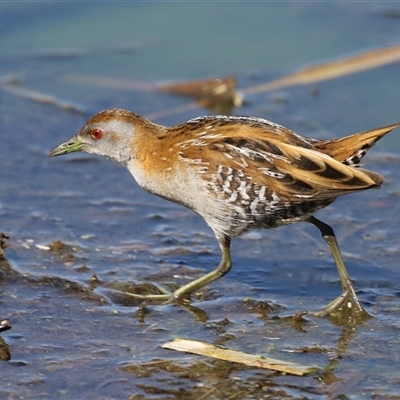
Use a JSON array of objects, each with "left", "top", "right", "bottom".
[
  {"left": 162, "top": 338, "right": 316, "bottom": 376},
  {"left": 244, "top": 43, "right": 400, "bottom": 95}
]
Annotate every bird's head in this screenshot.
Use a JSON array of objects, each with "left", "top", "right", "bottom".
[{"left": 49, "top": 109, "right": 146, "bottom": 165}]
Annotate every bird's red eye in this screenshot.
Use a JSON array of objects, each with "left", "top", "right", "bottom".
[{"left": 91, "top": 128, "right": 103, "bottom": 140}]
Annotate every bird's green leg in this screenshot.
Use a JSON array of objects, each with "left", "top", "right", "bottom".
[
  {"left": 307, "top": 216, "right": 367, "bottom": 317},
  {"left": 120, "top": 235, "right": 232, "bottom": 302},
  {"left": 172, "top": 236, "right": 232, "bottom": 300}
]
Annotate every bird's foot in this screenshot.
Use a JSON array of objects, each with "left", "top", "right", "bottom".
[
  {"left": 313, "top": 289, "right": 370, "bottom": 321},
  {"left": 109, "top": 284, "right": 190, "bottom": 304}
]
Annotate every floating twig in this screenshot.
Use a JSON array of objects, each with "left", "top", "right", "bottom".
[
  {"left": 1, "top": 85, "right": 87, "bottom": 114},
  {"left": 159, "top": 76, "right": 242, "bottom": 113},
  {"left": 65, "top": 75, "right": 156, "bottom": 91},
  {"left": 162, "top": 338, "right": 315, "bottom": 376},
  {"left": 244, "top": 43, "right": 400, "bottom": 95}
]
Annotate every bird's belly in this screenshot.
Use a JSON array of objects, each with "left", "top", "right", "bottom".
[{"left": 200, "top": 197, "right": 335, "bottom": 237}]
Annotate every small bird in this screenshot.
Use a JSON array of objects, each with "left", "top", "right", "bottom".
[{"left": 49, "top": 109, "right": 400, "bottom": 316}]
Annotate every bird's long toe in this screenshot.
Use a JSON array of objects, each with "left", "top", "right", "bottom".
[{"left": 313, "top": 289, "right": 369, "bottom": 319}]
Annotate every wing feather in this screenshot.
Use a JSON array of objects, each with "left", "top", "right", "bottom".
[{"left": 179, "top": 133, "right": 383, "bottom": 201}]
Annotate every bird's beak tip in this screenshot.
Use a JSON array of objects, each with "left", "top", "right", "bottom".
[{"left": 49, "top": 136, "right": 83, "bottom": 157}]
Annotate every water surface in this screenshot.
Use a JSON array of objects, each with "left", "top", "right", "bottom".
[{"left": 1, "top": 3, "right": 400, "bottom": 399}]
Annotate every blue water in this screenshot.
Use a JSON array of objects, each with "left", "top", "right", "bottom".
[{"left": 1, "top": 2, "right": 400, "bottom": 399}]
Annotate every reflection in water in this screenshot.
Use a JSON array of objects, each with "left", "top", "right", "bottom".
[
  {"left": 0, "top": 335, "right": 11, "bottom": 361},
  {"left": 1, "top": 2, "right": 400, "bottom": 398}
]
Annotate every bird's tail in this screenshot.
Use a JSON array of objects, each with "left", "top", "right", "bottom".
[{"left": 315, "top": 122, "right": 400, "bottom": 166}]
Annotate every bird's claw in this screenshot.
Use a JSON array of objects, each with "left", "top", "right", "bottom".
[{"left": 313, "top": 289, "right": 369, "bottom": 320}]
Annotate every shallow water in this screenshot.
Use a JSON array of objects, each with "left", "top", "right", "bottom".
[{"left": 1, "top": 2, "right": 400, "bottom": 399}]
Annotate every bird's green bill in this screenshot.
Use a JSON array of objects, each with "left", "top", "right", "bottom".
[{"left": 49, "top": 136, "right": 83, "bottom": 157}]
